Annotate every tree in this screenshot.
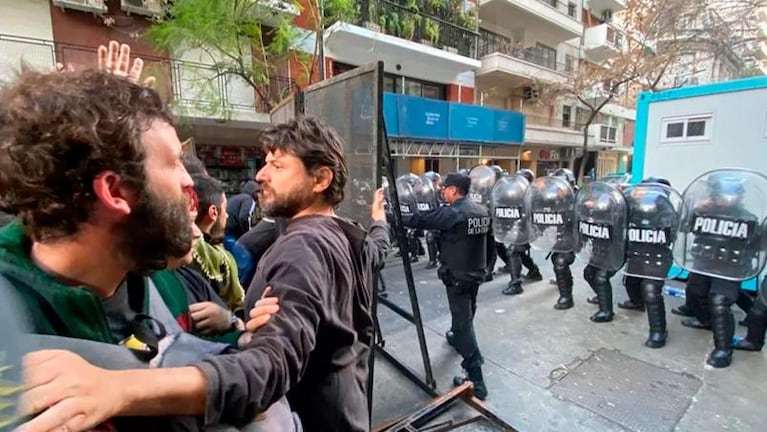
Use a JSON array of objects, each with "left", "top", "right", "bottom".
[
  {"left": 540, "top": 0, "right": 767, "bottom": 182},
  {"left": 146, "top": 0, "right": 358, "bottom": 117}
]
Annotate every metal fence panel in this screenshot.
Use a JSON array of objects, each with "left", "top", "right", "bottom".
[{"left": 302, "top": 63, "right": 381, "bottom": 227}]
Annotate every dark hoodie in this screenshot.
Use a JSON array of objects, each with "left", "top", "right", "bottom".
[{"left": 225, "top": 181, "right": 259, "bottom": 239}]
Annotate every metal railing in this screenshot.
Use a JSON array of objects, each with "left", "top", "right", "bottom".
[
  {"left": 478, "top": 29, "right": 575, "bottom": 74},
  {"left": 0, "top": 34, "right": 296, "bottom": 114},
  {"left": 358, "top": 0, "right": 479, "bottom": 58}
]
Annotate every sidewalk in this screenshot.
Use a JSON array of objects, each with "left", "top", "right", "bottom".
[{"left": 371, "top": 252, "right": 766, "bottom": 431}]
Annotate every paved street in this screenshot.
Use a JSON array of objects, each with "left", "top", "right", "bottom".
[{"left": 371, "top": 249, "right": 766, "bottom": 431}]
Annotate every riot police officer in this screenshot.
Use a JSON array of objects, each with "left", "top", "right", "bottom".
[
  {"left": 622, "top": 177, "right": 680, "bottom": 347},
  {"left": 551, "top": 168, "right": 577, "bottom": 309},
  {"left": 734, "top": 277, "right": 767, "bottom": 352},
  {"left": 674, "top": 171, "right": 765, "bottom": 368},
  {"left": 402, "top": 173, "right": 491, "bottom": 400},
  {"left": 527, "top": 168, "right": 577, "bottom": 309},
  {"left": 510, "top": 169, "right": 543, "bottom": 284},
  {"left": 469, "top": 165, "right": 500, "bottom": 282},
  {"left": 576, "top": 181, "right": 627, "bottom": 323},
  {"left": 423, "top": 171, "right": 443, "bottom": 269}
]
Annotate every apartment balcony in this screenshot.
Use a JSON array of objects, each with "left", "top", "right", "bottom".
[
  {"left": 586, "top": 0, "right": 626, "bottom": 13},
  {"left": 325, "top": 0, "right": 480, "bottom": 84},
  {"left": 0, "top": 34, "right": 295, "bottom": 132},
  {"left": 476, "top": 29, "right": 572, "bottom": 87},
  {"left": 0, "top": 34, "right": 56, "bottom": 83},
  {"left": 524, "top": 114, "right": 585, "bottom": 147},
  {"left": 583, "top": 24, "right": 624, "bottom": 62},
  {"left": 478, "top": 0, "right": 583, "bottom": 44}
]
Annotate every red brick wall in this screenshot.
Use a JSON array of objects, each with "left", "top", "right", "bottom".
[
  {"left": 49, "top": 1, "right": 172, "bottom": 99},
  {"left": 623, "top": 120, "right": 635, "bottom": 148}
]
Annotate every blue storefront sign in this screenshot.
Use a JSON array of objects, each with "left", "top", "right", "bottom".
[
  {"left": 382, "top": 92, "right": 524, "bottom": 144},
  {"left": 493, "top": 109, "right": 525, "bottom": 144},
  {"left": 448, "top": 103, "right": 494, "bottom": 142}
]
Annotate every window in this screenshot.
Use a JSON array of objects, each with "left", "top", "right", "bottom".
[
  {"left": 565, "top": 55, "right": 575, "bottom": 73},
  {"left": 661, "top": 115, "right": 713, "bottom": 142},
  {"left": 535, "top": 43, "right": 557, "bottom": 70},
  {"left": 562, "top": 105, "right": 572, "bottom": 127},
  {"left": 425, "top": 158, "right": 440, "bottom": 173},
  {"left": 567, "top": 2, "right": 576, "bottom": 17}
]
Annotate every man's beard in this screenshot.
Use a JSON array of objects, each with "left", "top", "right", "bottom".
[
  {"left": 116, "top": 187, "right": 193, "bottom": 274},
  {"left": 260, "top": 183, "right": 314, "bottom": 219}
]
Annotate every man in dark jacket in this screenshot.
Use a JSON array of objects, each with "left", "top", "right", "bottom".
[{"left": 224, "top": 180, "right": 260, "bottom": 249}]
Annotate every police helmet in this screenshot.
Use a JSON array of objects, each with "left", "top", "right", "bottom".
[
  {"left": 424, "top": 171, "right": 441, "bottom": 185},
  {"left": 550, "top": 168, "right": 576, "bottom": 187},
  {"left": 516, "top": 168, "right": 535, "bottom": 183},
  {"left": 458, "top": 168, "right": 470, "bottom": 176},
  {"left": 708, "top": 174, "right": 745, "bottom": 206},
  {"left": 490, "top": 165, "right": 504, "bottom": 180},
  {"left": 643, "top": 176, "right": 671, "bottom": 187}
]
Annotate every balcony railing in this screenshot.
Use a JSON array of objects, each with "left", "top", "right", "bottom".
[
  {"left": 478, "top": 29, "right": 574, "bottom": 74},
  {"left": 526, "top": 114, "right": 588, "bottom": 132},
  {"left": 605, "top": 26, "right": 624, "bottom": 49},
  {"left": 0, "top": 34, "right": 296, "bottom": 115},
  {"left": 358, "top": 0, "right": 479, "bottom": 58}
]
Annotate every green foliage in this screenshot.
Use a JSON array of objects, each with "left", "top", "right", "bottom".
[{"left": 146, "top": 0, "right": 355, "bottom": 115}]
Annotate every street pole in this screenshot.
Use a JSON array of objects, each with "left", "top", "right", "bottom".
[{"left": 317, "top": 0, "right": 326, "bottom": 81}]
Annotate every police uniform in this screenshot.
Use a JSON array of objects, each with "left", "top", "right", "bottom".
[
  {"left": 547, "top": 169, "right": 577, "bottom": 310},
  {"left": 404, "top": 173, "right": 490, "bottom": 400},
  {"left": 622, "top": 177, "right": 678, "bottom": 348},
  {"left": 734, "top": 278, "right": 767, "bottom": 352},
  {"left": 679, "top": 177, "right": 762, "bottom": 368}
]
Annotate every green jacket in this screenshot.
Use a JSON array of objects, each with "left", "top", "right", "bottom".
[{"left": 0, "top": 219, "right": 240, "bottom": 346}]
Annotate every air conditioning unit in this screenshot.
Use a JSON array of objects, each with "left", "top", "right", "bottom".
[
  {"left": 121, "top": 0, "right": 164, "bottom": 17},
  {"left": 601, "top": 9, "right": 613, "bottom": 23},
  {"left": 52, "top": 0, "right": 108, "bottom": 14}
]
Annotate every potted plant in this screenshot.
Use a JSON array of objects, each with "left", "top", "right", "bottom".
[
  {"left": 401, "top": 15, "right": 417, "bottom": 40},
  {"left": 364, "top": 1, "right": 381, "bottom": 32},
  {"left": 424, "top": 18, "right": 440, "bottom": 47}
]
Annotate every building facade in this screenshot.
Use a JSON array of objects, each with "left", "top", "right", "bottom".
[{"left": 0, "top": 0, "right": 643, "bottom": 182}]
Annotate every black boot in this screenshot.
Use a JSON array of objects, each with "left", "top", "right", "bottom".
[
  {"left": 503, "top": 281, "right": 523, "bottom": 296},
  {"left": 707, "top": 294, "right": 734, "bottom": 368},
  {"left": 553, "top": 273, "right": 573, "bottom": 309},
  {"left": 587, "top": 296, "right": 599, "bottom": 305},
  {"left": 642, "top": 280, "right": 667, "bottom": 349},
  {"left": 590, "top": 273, "right": 614, "bottom": 323},
  {"left": 618, "top": 300, "right": 645, "bottom": 311},
  {"left": 425, "top": 261, "right": 438, "bottom": 269},
  {"left": 522, "top": 267, "right": 543, "bottom": 282},
  {"left": 733, "top": 307, "right": 766, "bottom": 352},
  {"left": 681, "top": 317, "right": 711, "bottom": 330},
  {"left": 671, "top": 304, "right": 694, "bottom": 317},
  {"left": 453, "top": 367, "right": 488, "bottom": 400},
  {"left": 446, "top": 330, "right": 455, "bottom": 347}
]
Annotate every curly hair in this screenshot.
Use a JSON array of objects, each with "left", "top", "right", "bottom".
[
  {"left": 0, "top": 69, "right": 174, "bottom": 241},
  {"left": 259, "top": 116, "right": 348, "bottom": 207}
]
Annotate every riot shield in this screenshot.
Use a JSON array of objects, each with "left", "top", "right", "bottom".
[
  {"left": 622, "top": 183, "right": 684, "bottom": 280},
  {"left": 395, "top": 176, "right": 417, "bottom": 219},
  {"left": 573, "top": 181, "right": 627, "bottom": 272},
  {"left": 525, "top": 176, "right": 576, "bottom": 253},
  {"left": 468, "top": 165, "right": 496, "bottom": 207},
  {"left": 415, "top": 175, "right": 439, "bottom": 212},
  {"left": 492, "top": 175, "right": 530, "bottom": 246},
  {"left": 673, "top": 168, "right": 767, "bottom": 281}
]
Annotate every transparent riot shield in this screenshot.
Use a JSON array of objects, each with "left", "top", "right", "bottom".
[
  {"left": 673, "top": 168, "right": 767, "bottom": 281},
  {"left": 395, "top": 176, "right": 417, "bottom": 219},
  {"left": 492, "top": 175, "right": 530, "bottom": 246},
  {"left": 415, "top": 175, "right": 439, "bottom": 213},
  {"left": 622, "top": 183, "right": 684, "bottom": 280},
  {"left": 0, "top": 279, "right": 30, "bottom": 430},
  {"left": 468, "top": 165, "right": 496, "bottom": 207},
  {"left": 573, "top": 181, "right": 627, "bottom": 272},
  {"left": 525, "top": 176, "right": 576, "bottom": 253}
]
